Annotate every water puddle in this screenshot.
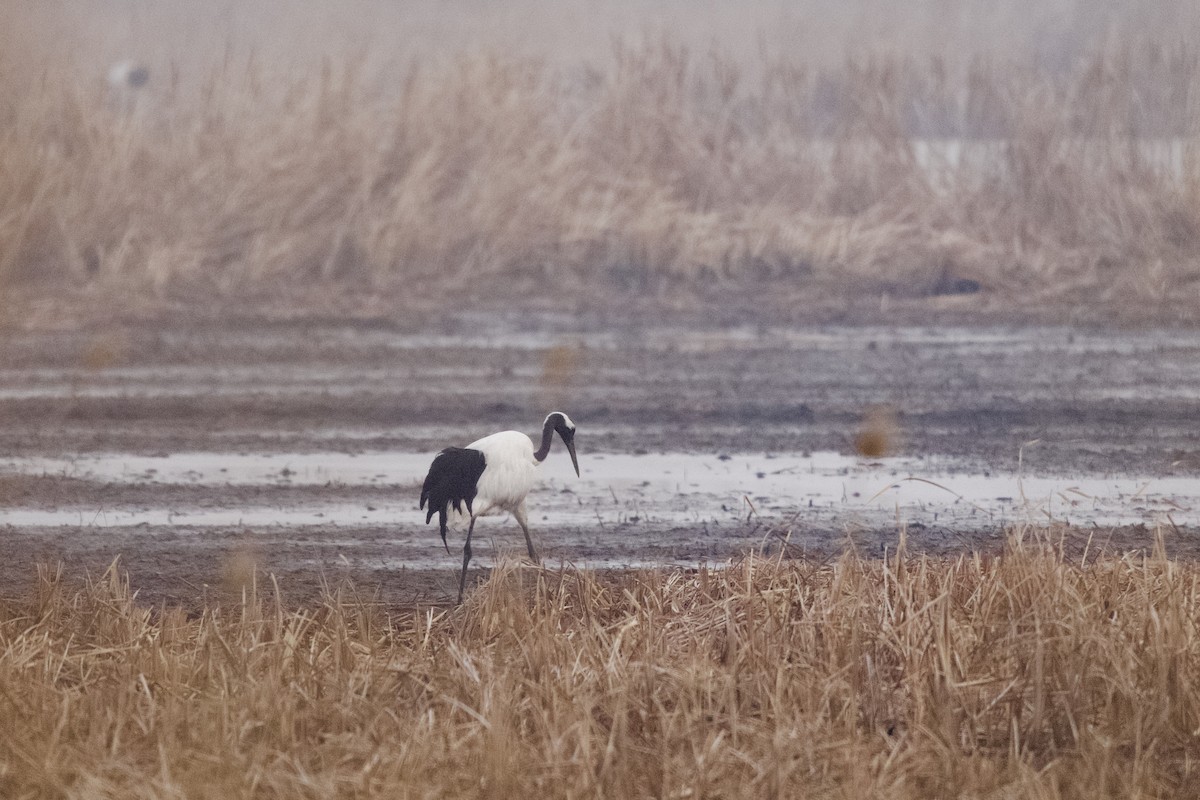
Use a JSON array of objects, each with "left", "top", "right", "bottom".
[
  {"left": 0, "top": 451, "right": 412, "bottom": 487},
  {"left": 0, "top": 450, "right": 1193, "bottom": 532}
]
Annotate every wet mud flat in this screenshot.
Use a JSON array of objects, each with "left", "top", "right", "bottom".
[{"left": 0, "top": 315, "right": 1198, "bottom": 605}]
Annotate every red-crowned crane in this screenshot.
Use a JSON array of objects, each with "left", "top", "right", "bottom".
[{"left": 420, "top": 412, "right": 579, "bottom": 604}]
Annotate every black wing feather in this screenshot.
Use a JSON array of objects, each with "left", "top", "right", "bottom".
[{"left": 419, "top": 447, "right": 487, "bottom": 552}]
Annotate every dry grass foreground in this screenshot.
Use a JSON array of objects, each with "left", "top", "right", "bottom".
[
  {"left": 2, "top": 3, "right": 1200, "bottom": 314},
  {"left": 2, "top": 531, "right": 1200, "bottom": 798}
]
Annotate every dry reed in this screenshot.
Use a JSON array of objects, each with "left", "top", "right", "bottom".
[
  {"left": 1, "top": 3, "right": 1199, "bottom": 313},
  {"left": 2, "top": 529, "right": 1199, "bottom": 798}
]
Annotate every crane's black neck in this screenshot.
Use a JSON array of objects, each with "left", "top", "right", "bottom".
[{"left": 534, "top": 417, "right": 555, "bottom": 462}]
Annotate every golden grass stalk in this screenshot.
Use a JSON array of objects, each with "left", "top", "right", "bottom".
[
  {"left": 2, "top": 529, "right": 1199, "bottom": 797},
  {"left": 1, "top": 14, "right": 1199, "bottom": 309}
]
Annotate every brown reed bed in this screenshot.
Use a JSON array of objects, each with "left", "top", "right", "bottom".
[
  {"left": 1, "top": 3, "right": 1199, "bottom": 321},
  {"left": 2, "top": 529, "right": 1199, "bottom": 798}
]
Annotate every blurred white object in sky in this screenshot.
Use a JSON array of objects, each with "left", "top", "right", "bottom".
[{"left": 106, "top": 60, "right": 150, "bottom": 113}]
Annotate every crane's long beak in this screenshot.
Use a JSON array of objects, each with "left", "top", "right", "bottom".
[{"left": 563, "top": 434, "right": 580, "bottom": 477}]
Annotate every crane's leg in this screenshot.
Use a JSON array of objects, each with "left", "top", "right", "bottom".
[
  {"left": 457, "top": 515, "right": 477, "bottom": 605},
  {"left": 513, "top": 500, "right": 539, "bottom": 562},
  {"left": 438, "top": 507, "right": 450, "bottom": 554}
]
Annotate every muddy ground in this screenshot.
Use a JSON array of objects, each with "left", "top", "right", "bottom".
[{"left": 0, "top": 313, "right": 1198, "bottom": 607}]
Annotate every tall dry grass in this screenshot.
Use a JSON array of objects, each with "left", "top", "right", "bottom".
[
  {"left": 2, "top": 530, "right": 1200, "bottom": 797},
  {"left": 1, "top": 1, "right": 1199, "bottom": 310}
]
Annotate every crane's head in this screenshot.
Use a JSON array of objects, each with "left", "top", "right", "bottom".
[{"left": 545, "top": 411, "right": 580, "bottom": 477}]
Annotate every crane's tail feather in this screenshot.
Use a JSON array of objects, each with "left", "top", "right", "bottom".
[{"left": 420, "top": 447, "right": 486, "bottom": 553}]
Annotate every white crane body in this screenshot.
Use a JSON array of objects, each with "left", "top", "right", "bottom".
[{"left": 459, "top": 430, "right": 538, "bottom": 518}]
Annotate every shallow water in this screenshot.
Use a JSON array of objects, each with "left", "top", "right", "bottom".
[
  {"left": 0, "top": 450, "right": 1193, "bottom": 535},
  {"left": 1, "top": 318, "right": 1198, "bottom": 601}
]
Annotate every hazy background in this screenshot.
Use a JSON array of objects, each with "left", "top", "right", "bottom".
[
  {"left": 2, "top": 0, "right": 1199, "bottom": 319},
  {"left": 7, "top": 1, "right": 1199, "bottom": 75}
]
